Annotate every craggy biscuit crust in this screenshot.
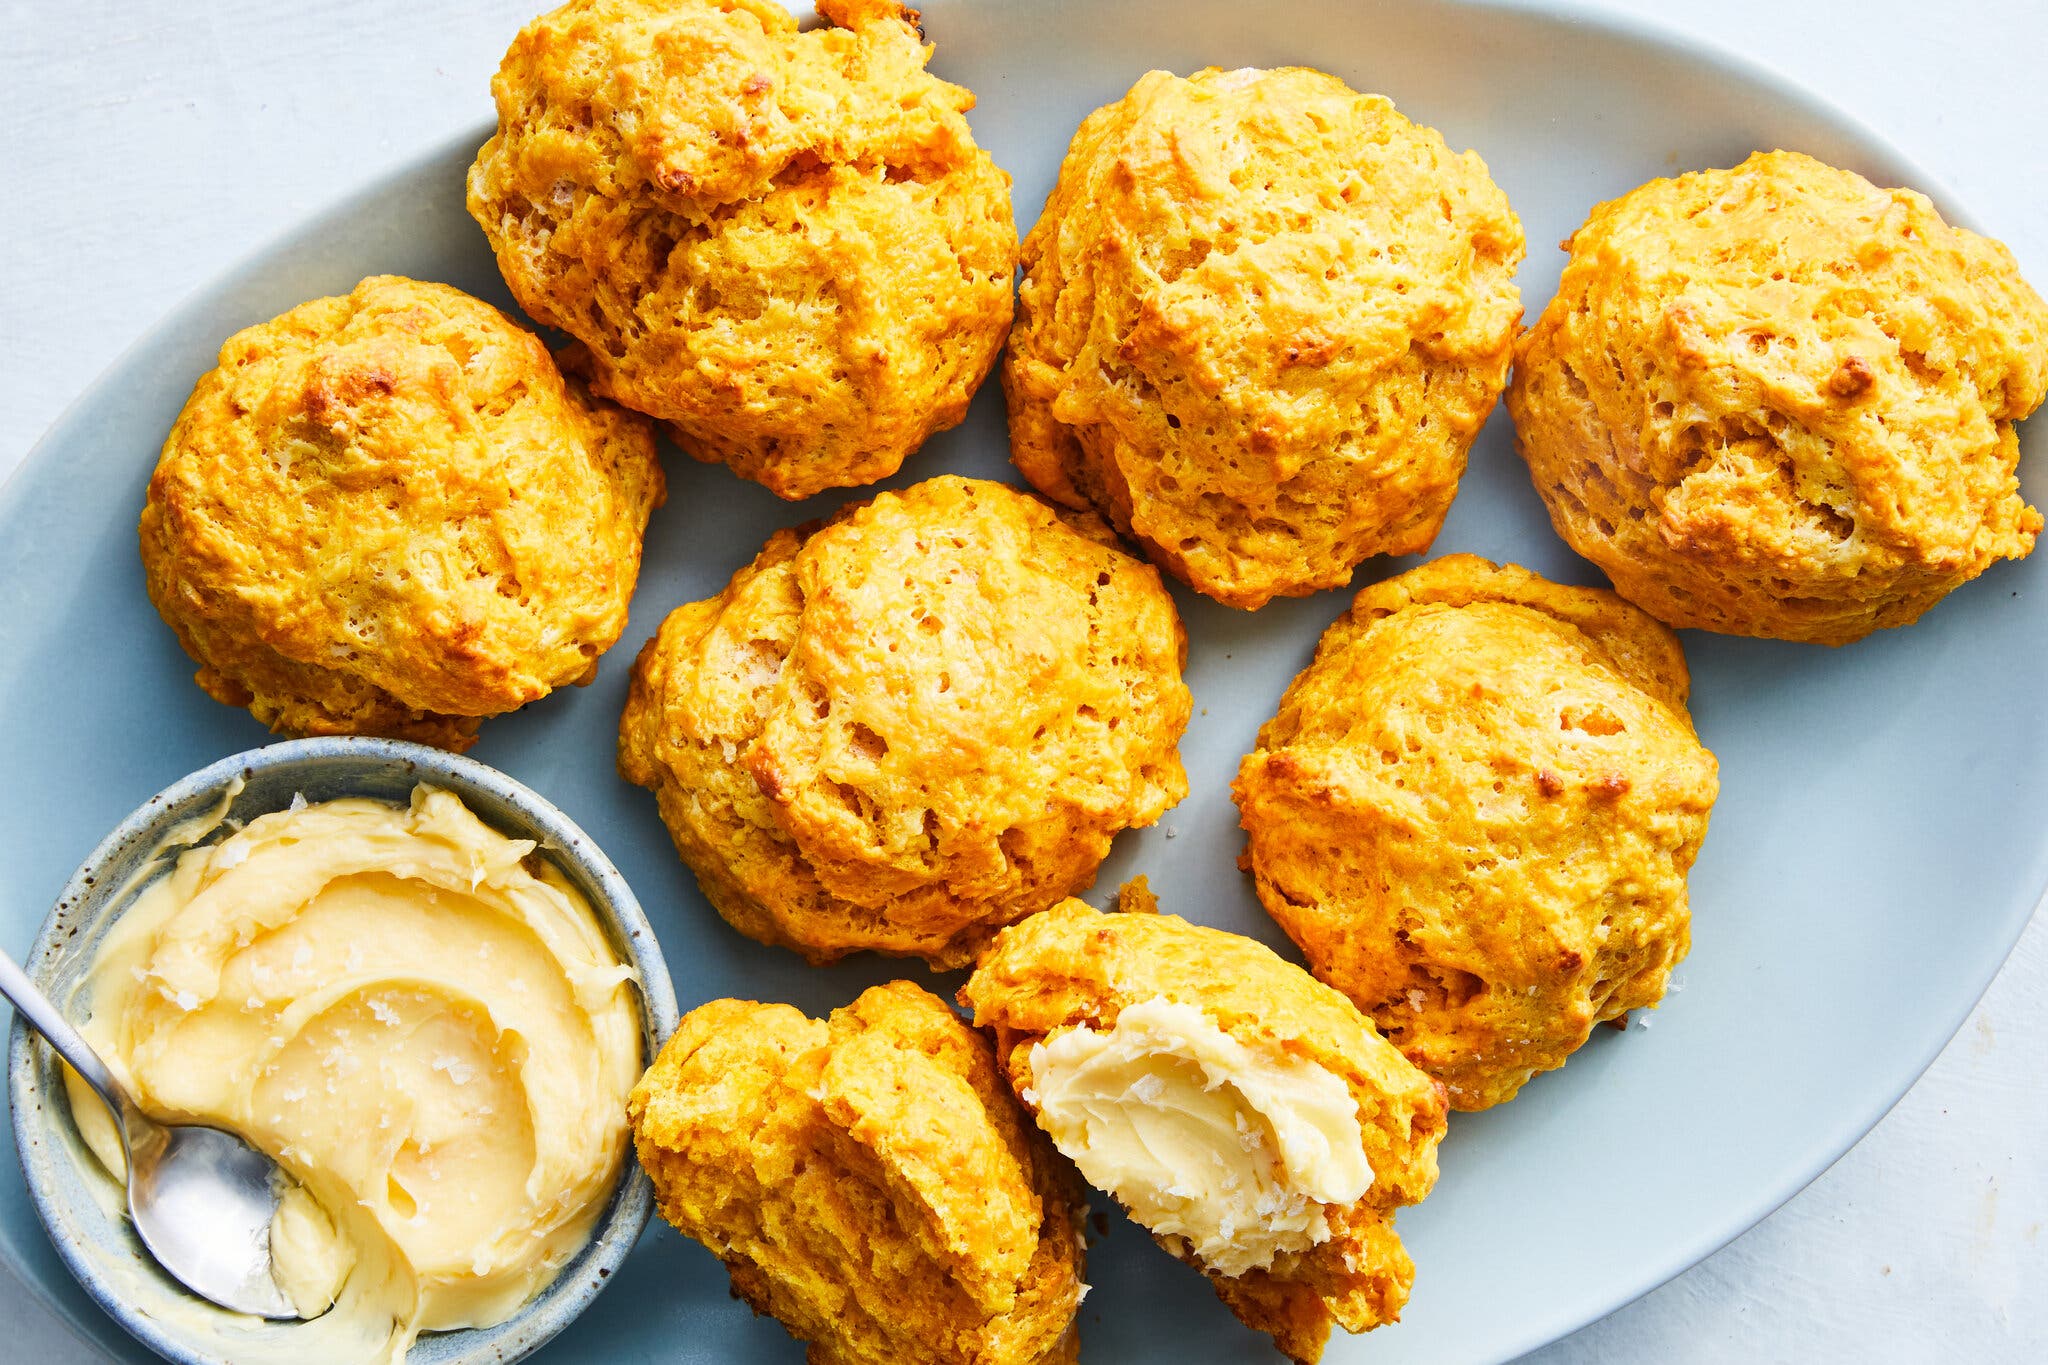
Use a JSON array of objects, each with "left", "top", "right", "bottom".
[
  {"left": 1235, "top": 555, "right": 1719, "bottom": 1110},
  {"left": 619, "top": 476, "right": 1190, "bottom": 968},
  {"left": 1005, "top": 66, "right": 1523, "bottom": 608},
  {"left": 140, "top": 274, "right": 663, "bottom": 752},
  {"left": 1509, "top": 150, "right": 2048, "bottom": 644},
  {"left": 629, "top": 981, "right": 1086, "bottom": 1364},
  {"left": 468, "top": 0, "right": 1016, "bottom": 501},
  {"left": 962, "top": 899, "right": 1446, "bottom": 1365}
]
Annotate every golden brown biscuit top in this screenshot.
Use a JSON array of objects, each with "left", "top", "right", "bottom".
[
  {"left": 627, "top": 476, "right": 1189, "bottom": 917},
  {"left": 750, "top": 480, "right": 1187, "bottom": 896},
  {"left": 486, "top": 0, "right": 971, "bottom": 220},
  {"left": 1516, "top": 150, "right": 2048, "bottom": 631},
  {"left": 1007, "top": 65, "right": 1523, "bottom": 607},
  {"left": 142, "top": 275, "right": 661, "bottom": 724},
  {"left": 1554, "top": 152, "right": 2047, "bottom": 453},
  {"left": 1027, "top": 67, "right": 1522, "bottom": 485},
  {"left": 470, "top": 0, "right": 1015, "bottom": 502},
  {"left": 1236, "top": 556, "right": 1718, "bottom": 1110},
  {"left": 1321, "top": 553, "right": 1692, "bottom": 713},
  {"left": 1255, "top": 556, "right": 1705, "bottom": 787}
]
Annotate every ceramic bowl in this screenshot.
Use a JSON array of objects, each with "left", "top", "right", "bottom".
[{"left": 7, "top": 737, "right": 678, "bottom": 1365}]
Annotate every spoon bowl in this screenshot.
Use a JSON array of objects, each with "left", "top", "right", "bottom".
[
  {"left": 0, "top": 948, "right": 301, "bottom": 1319},
  {"left": 127, "top": 1123, "right": 297, "bottom": 1319}
]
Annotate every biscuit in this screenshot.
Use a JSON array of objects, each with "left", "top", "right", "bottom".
[
  {"left": 1005, "top": 66, "right": 1523, "bottom": 607},
  {"left": 629, "top": 981, "right": 1086, "bottom": 1364},
  {"left": 618, "top": 476, "right": 1190, "bottom": 968},
  {"left": 468, "top": 0, "right": 1016, "bottom": 501},
  {"left": 1509, "top": 150, "right": 2048, "bottom": 643},
  {"left": 961, "top": 898, "right": 1446, "bottom": 1365},
  {"left": 140, "top": 275, "right": 663, "bottom": 752},
  {"left": 1234, "top": 555, "right": 1719, "bottom": 1109}
]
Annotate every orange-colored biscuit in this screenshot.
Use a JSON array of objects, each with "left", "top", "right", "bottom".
[
  {"left": 140, "top": 275, "right": 662, "bottom": 751},
  {"left": 619, "top": 476, "right": 1190, "bottom": 968},
  {"left": 1235, "top": 555, "right": 1719, "bottom": 1109},
  {"left": 469, "top": 0, "right": 1016, "bottom": 500},
  {"left": 629, "top": 981, "right": 1085, "bottom": 1364},
  {"left": 1510, "top": 150, "right": 2048, "bottom": 643},
  {"left": 963, "top": 899, "right": 1446, "bottom": 1364},
  {"left": 1006, "top": 66, "right": 1522, "bottom": 607}
]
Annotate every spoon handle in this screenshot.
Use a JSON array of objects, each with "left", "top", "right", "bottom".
[{"left": 0, "top": 948, "right": 132, "bottom": 1122}]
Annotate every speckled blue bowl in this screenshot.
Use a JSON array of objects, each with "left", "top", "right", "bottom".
[{"left": 8, "top": 737, "right": 678, "bottom": 1365}]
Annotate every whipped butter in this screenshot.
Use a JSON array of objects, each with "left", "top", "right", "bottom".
[
  {"left": 65, "top": 786, "right": 641, "bottom": 1362},
  {"left": 1024, "top": 997, "right": 1370, "bottom": 1276}
]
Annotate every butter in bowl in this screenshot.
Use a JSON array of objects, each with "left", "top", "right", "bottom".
[{"left": 8, "top": 737, "right": 678, "bottom": 1365}]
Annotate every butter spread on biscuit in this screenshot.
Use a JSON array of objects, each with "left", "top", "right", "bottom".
[
  {"left": 1023, "top": 997, "right": 1369, "bottom": 1276},
  {"left": 65, "top": 787, "right": 641, "bottom": 1363}
]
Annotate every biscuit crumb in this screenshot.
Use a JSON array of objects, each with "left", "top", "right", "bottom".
[
  {"left": 1827, "top": 354, "right": 1875, "bottom": 399},
  {"left": 1116, "top": 876, "right": 1160, "bottom": 916},
  {"left": 965, "top": 899, "right": 1446, "bottom": 1362}
]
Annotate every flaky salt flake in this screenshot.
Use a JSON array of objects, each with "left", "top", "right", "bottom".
[{"left": 431, "top": 1055, "right": 478, "bottom": 1085}]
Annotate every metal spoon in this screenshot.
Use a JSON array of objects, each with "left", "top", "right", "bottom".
[{"left": 0, "top": 948, "right": 300, "bottom": 1318}]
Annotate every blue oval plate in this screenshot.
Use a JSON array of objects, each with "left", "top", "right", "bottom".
[{"left": 2, "top": 2, "right": 2042, "bottom": 1361}]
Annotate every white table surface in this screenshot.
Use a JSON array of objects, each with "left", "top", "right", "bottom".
[{"left": 2, "top": 1, "right": 2043, "bottom": 1361}]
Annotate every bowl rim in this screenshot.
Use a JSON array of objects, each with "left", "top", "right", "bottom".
[{"left": 7, "top": 736, "right": 679, "bottom": 1365}]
